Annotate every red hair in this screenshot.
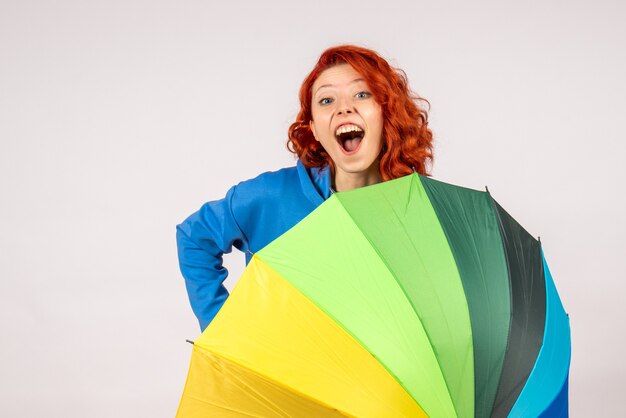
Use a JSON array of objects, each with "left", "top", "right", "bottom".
[{"left": 287, "top": 45, "right": 434, "bottom": 180}]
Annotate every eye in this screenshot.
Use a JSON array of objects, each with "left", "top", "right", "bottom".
[
  {"left": 355, "top": 91, "right": 371, "bottom": 99},
  {"left": 318, "top": 97, "right": 333, "bottom": 105}
]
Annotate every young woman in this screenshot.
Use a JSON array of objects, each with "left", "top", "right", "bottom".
[{"left": 177, "top": 45, "right": 434, "bottom": 330}]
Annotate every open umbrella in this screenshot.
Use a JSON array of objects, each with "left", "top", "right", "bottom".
[{"left": 176, "top": 173, "right": 571, "bottom": 418}]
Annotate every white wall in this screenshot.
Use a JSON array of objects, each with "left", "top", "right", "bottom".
[{"left": 1, "top": 1, "right": 624, "bottom": 416}]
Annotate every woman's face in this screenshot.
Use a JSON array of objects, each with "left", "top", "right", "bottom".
[{"left": 310, "top": 64, "right": 384, "bottom": 190}]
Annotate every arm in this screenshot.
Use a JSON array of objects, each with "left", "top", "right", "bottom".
[{"left": 176, "top": 185, "right": 248, "bottom": 331}]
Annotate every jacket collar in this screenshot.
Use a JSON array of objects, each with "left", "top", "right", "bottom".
[{"left": 297, "top": 160, "right": 332, "bottom": 206}]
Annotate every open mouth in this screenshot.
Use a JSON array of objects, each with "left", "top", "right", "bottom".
[{"left": 335, "top": 124, "right": 364, "bottom": 153}]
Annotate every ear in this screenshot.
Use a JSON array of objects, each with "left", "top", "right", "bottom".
[{"left": 309, "top": 121, "right": 319, "bottom": 142}]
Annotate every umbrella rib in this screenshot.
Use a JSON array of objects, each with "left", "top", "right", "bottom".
[
  {"left": 383, "top": 189, "right": 466, "bottom": 416},
  {"left": 196, "top": 346, "right": 354, "bottom": 418},
  {"left": 442, "top": 188, "right": 498, "bottom": 412},
  {"left": 485, "top": 191, "right": 516, "bottom": 416},
  {"left": 335, "top": 189, "right": 459, "bottom": 417},
  {"left": 183, "top": 394, "right": 268, "bottom": 418}
]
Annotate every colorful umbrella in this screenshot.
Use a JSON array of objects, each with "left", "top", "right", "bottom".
[{"left": 176, "top": 173, "right": 571, "bottom": 418}]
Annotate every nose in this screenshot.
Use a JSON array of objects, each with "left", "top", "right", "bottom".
[{"left": 336, "top": 95, "right": 354, "bottom": 115}]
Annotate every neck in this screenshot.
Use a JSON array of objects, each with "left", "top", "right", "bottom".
[{"left": 333, "top": 168, "right": 381, "bottom": 192}]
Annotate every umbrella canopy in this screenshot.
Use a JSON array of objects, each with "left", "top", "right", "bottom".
[{"left": 176, "top": 173, "right": 571, "bottom": 418}]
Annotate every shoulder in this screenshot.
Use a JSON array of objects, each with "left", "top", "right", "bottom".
[
  {"left": 229, "top": 163, "right": 312, "bottom": 249},
  {"left": 228, "top": 164, "right": 302, "bottom": 215},
  {"left": 243, "top": 164, "right": 300, "bottom": 184},
  {"left": 232, "top": 164, "right": 301, "bottom": 198}
]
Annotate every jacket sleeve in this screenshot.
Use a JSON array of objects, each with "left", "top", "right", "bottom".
[{"left": 176, "top": 185, "right": 249, "bottom": 331}]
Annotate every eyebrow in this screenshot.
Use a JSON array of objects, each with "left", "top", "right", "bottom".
[{"left": 314, "top": 78, "right": 366, "bottom": 95}]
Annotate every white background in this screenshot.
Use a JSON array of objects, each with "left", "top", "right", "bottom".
[{"left": 1, "top": 0, "right": 624, "bottom": 416}]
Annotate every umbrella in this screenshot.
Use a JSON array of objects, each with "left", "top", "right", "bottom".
[{"left": 176, "top": 173, "right": 571, "bottom": 418}]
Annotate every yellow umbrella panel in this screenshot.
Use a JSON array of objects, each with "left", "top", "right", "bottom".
[{"left": 176, "top": 257, "right": 427, "bottom": 417}]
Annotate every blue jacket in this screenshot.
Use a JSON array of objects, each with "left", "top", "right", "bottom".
[{"left": 176, "top": 161, "right": 332, "bottom": 330}]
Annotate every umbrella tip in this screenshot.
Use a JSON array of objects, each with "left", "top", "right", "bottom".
[
  {"left": 538, "top": 236, "right": 541, "bottom": 243},
  {"left": 485, "top": 185, "right": 490, "bottom": 193},
  {"left": 185, "top": 339, "right": 195, "bottom": 345}
]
